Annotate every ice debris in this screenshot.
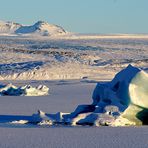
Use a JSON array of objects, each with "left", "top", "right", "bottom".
[{"left": 0, "top": 84, "right": 49, "bottom": 96}]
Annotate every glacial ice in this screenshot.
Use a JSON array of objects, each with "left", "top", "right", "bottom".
[
  {"left": 129, "top": 71, "right": 148, "bottom": 108},
  {"left": 92, "top": 65, "right": 148, "bottom": 126}
]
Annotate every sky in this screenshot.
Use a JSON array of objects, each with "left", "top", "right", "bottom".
[{"left": 0, "top": 0, "right": 148, "bottom": 34}]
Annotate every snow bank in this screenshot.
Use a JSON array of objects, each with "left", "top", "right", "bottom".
[
  {"left": 11, "top": 65, "right": 148, "bottom": 126},
  {"left": 0, "top": 84, "right": 49, "bottom": 96}
]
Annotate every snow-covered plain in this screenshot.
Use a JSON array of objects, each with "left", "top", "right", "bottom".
[
  {"left": 0, "top": 34, "right": 147, "bottom": 80},
  {"left": 0, "top": 33, "right": 148, "bottom": 147}
]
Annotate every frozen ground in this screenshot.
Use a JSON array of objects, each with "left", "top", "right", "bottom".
[
  {"left": 0, "top": 35, "right": 147, "bottom": 80},
  {"left": 0, "top": 80, "right": 147, "bottom": 148}
]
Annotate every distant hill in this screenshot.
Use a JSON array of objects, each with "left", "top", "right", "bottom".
[{"left": 0, "top": 20, "right": 67, "bottom": 36}]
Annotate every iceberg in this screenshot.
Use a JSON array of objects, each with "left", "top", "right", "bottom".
[{"left": 92, "top": 65, "right": 148, "bottom": 126}]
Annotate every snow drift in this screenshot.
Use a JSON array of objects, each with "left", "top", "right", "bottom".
[
  {"left": 0, "top": 84, "right": 49, "bottom": 96},
  {"left": 11, "top": 65, "right": 148, "bottom": 126},
  {"left": 0, "top": 20, "right": 67, "bottom": 36}
]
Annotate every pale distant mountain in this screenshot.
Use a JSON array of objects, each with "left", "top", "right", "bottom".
[
  {"left": 0, "top": 21, "right": 21, "bottom": 33},
  {"left": 0, "top": 20, "right": 67, "bottom": 36}
]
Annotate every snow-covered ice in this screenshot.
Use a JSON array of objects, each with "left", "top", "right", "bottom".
[
  {"left": 0, "top": 79, "right": 147, "bottom": 148},
  {"left": 4, "top": 65, "right": 147, "bottom": 127},
  {"left": 0, "top": 30, "right": 148, "bottom": 147}
]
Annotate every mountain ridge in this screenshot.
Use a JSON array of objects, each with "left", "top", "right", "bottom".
[{"left": 0, "top": 20, "right": 67, "bottom": 36}]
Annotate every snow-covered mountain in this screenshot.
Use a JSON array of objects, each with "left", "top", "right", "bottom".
[
  {"left": 0, "top": 20, "right": 67, "bottom": 36},
  {"left": 0, "top": 21, "right": 21, "bottom": 33}
]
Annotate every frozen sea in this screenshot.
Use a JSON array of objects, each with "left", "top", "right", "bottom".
[
  {"left": 0, "top": 80, "right": 147, "bottom": 148},
  {"left": 0, "top": 34, "right": 147, "bottom": 148}
]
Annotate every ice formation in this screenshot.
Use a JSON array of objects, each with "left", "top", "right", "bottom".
[
  {"left": 91, "top": 65, "right": 148, "bottom": 126},
  {"left": 11, "top": 65, "right": 148, "bottom": 126},
  {"left": 0, "top": 84, "right": 49, "bottom": 96}
]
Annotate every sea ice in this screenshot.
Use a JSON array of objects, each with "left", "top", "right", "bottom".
[{"left": 10, "top": 65, "right": 148, "bottom": 126}]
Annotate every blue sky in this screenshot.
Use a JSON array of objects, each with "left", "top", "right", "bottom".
[{"left": 0, "top": 0, "right": 148, "bottom": 34}]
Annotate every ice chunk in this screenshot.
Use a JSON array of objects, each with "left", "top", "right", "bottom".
[
  {"left": 0, "top": 84, "right": 49, "bottom": 96},
  {"left": 23, "top": 85, "right": 49, "bottom": 96},
  {"left": 72, "top": 65, "right": 148, "bottom": 126},
  {"left": 92, "top": 65, "right": 148, "bottom": 126}
]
